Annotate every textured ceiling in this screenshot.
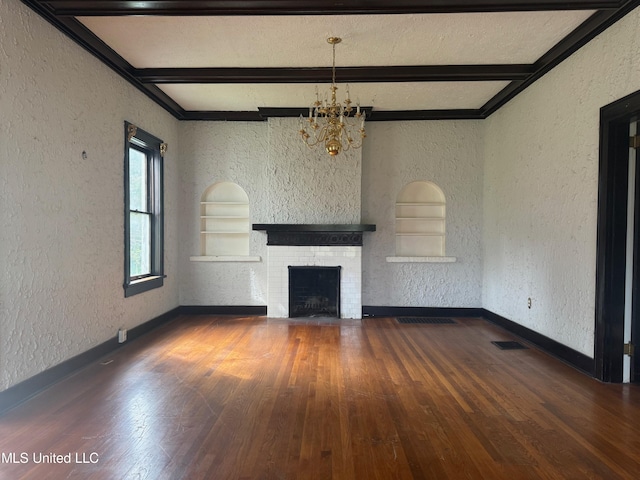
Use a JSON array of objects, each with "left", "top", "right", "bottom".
[
  {"left": 21, "top": 0, "right": 640, "bottom": 120},
  {"left": 78, "top": 12, "right": 592, "bottom": 68}
]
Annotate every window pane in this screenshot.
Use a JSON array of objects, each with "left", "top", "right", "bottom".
[
  {"left": 130, "top": 212, "right": 151, "bottom": 277},
  {"left": 129, "top": 148, "right": 147, "bottom": 212}
]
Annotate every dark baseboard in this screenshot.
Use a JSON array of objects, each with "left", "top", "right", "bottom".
[
  {"left": 180, "top": 305, "right": 267, "bottom": 316},
  {"left": 363, "top": 306, "right": 595, "bottom": 376},
  {"left": 0, "top": 304, "right": 598, "bottom": 414},
  {"left": 362, "top": 306, "right": 484, "bottom": 318},
  {"left": 481, "top": 309, "right": 595, "bottom": 376},
  {"left": 0, "top": 306, "right": 181, "bottom": 415}
]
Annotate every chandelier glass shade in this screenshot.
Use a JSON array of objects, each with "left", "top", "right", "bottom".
[{"left": 299, "top": 37, "right": 366, "bottom": 157}]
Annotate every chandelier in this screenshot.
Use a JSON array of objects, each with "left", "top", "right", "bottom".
[{"left": 299, "top": 37, "right": 366, "bottom": 156}]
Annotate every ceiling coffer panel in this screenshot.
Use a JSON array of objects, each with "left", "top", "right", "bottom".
[{"left": 20, "top": 0, "right": 640, "bottom": 120}]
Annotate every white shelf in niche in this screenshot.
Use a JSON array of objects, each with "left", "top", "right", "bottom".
[
  {"left": 198, "top": 182, "right": 252, "bottom": 257},
  {"left": 395, "top": 181, "right": 447, "bottom": 257},
  {"left": 386, "top": 256, "right": 457, "bottom": 263},
  {"left": 190, "top": 255, "right": 261, "bottom": 262}
]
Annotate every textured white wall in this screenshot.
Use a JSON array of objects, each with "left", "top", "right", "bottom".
[
  {"left": 178, "top": 117, "right": 362, "bottom": 305},
  {"left": 483, "top": 7, "right": 640, "bottom": 356},
  {"left": 178, "top": 121, "right": 268, "bottom": 305},
  {"left": 180, "top": 118, "right": 361, "bottom": 305},
  {"left": 0, "top": 0, "right": 180, "bottom": 391},
  {"left": 181, "top": 119, "right": 482, "bottom": 308},
  {"left": 361, "top": 121, "right": 484, "bottom": 307},
  {"left": 265, "top": 118, "right": 362, "bottom": 224}
]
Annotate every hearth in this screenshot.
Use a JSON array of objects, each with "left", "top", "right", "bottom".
[{"left": 289, "top": 266, "right": 341, "bottom": 317}]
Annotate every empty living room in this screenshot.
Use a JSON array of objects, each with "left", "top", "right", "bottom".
[{"left": 2, "top": 1, "right": 640, "bottom": 478}]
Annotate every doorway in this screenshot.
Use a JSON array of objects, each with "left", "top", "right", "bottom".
[{"left": 595, "top": 90, "right": 640, "bottom": 383}]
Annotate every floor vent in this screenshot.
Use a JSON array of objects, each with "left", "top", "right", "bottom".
[
  {"left": 491, "top": 341, "right": 528, "bottom": 350},
  {"left": 397, "top": 317, "right": 456, "bottom": 325}
]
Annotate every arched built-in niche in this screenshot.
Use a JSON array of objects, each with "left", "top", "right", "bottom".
[
  {"left": 198, "top": 182, "right": 250, "bottom": 257},
  {"left": 392, "top": 181, "right": 455, "bottom": 261}
]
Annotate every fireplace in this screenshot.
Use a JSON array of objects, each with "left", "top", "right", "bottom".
[
  {"left": 253, "top": 224, "right": 375, "bottom": 319},
  {"left": 289, "top": 266, "right": 341, "bottom": 317}
]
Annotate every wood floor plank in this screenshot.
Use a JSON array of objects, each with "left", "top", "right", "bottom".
[{"left": 1, "top": 315, "right": 639, "bottom": 479}]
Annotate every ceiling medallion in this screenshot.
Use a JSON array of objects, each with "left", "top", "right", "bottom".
[{"left": 299, "top": 37, "right": 366, "bottom": 157}]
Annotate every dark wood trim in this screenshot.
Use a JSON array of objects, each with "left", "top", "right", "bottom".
[
  {"left": 482, "top": 309, "right": 596, "bottom": 375},
  {"left": 364, "top": 306, "right": 596, "bottom": 375},
  {"left": 19, "top": 1, "right": 640, "bottom": 121},
  {"left": 136, "top": 65, "right": 533, "bottom": 84},
  {"left": 369, "top": 110, "right": 484, "bottom": 121},
  {"left": 0, "top": 302, "right": 605, "bottom": 414},
  {"left": 252, "top": 224, "right": 376, "bottom": 232},
  {"left": 632, "top": 141, "right": 640, "bottom": 383},
  {"left": 180, "top": 305, "right": 268, "bottom": 315},
  {"left": 181, "top": 111, "right": 267, "bottom": 122},
  {"left": 181, "top": 108, "right": 481, "bottom": 122},
  {"left": 38, "top": 0, "right": 624, "bottom": 16},
  {"left": 20, "top": 1, "right": 188, "bottom": 118},
  {"left": 362, "top": 306, "right": 484, "bottom": 318},
  {"left": 257, "top": 107, "right": 373, "bottom": 119},
  {"left": 267, "top": 232, "right": 366, "bottom": 246},
  {"left": 123, "top": 122, "right": 165, "bottom": 297},
  {"left": 482, "top": 3, "right": 640, "bottom": 115},
  {"left": 21, "top": 1, "right": 186, "bottom": 118},
  {"left": 595, "top": 89, "right": 640, "bottom": 382},
  {"left": 0, "top": 307, "right": 181, "bottom": 414},
  {"left": 253, "top": 224, "right": 376, "bottom": 246}
]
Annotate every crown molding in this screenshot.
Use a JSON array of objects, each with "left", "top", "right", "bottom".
[
  {"left": 33, "top": 0, "right": 624, "bottom": 16},
  {"left": 20, "top": 0, "right": 640, "bottom": 121}
]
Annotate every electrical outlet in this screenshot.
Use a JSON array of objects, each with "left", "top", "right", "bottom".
[
  {"left": 118, "top": 328, "right": 127, "bottom": 343},
  {"left": 527, "top": 297, "right": 532, "bottom": 309}
]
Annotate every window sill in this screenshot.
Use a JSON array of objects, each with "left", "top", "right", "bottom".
[
  {"left": 386, "top": 256, "right": 457, "bottom": 263},
  {"left": 190, "top": 256, "right": 262, "bottom": 262},
  {"left": 124, "top": 275, "right": 164, "bottom": 297}
]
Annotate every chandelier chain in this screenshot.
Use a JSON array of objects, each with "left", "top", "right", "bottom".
[{"left": 298, "top": 37, "right": 366, "bottom": 157}]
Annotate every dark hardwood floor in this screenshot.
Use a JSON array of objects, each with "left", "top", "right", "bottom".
[{"left": 0, "top": 315, "right": 639, "bottom": 479}]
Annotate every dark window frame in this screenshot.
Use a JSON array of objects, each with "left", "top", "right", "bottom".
[{"left": 124, "top": 121, "right": 164, "bottom": 297}]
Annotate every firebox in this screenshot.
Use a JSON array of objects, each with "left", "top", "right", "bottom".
[{"left": 288, "top": 266, "right": 341, "bottom": 318}]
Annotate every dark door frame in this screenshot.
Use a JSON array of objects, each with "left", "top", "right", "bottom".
[
  {"left": 595, "top": 89, "right": 640, "bottom": 382},
  {"left": 632, "top": 142, "right": 640, "bottom": 383}
]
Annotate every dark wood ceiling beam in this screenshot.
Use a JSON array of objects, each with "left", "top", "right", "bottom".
[
  {"left": 38, "top": 0, "right": 622, "bottom": 16},
  {"left": 136, "top": 65, "right": 533, "bottom": 84},
  {"left": 367, "top": 109, "right": 484, "bottom": 120},
  {"left": 181, "top": 111, "right": 266, "bottom": 121},
  {"left": 19, "top": 0, "right": 640, "bottom": 121},
  {"left": 182, "top": 108, "right": 484, "bottom": 121},
  {"left": 20, "top": 0, "right": 187, "bottom": 118},
  {"left": 482, "top": 1, "right": 640, "bottom": 115}
]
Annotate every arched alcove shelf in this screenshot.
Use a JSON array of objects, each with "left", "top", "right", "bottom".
[
  {"left": 190, "top": 182, "right": 260, "bottom": 262},
  {"left": 387, "top": 181, "right": 456, "bottom": 263}
]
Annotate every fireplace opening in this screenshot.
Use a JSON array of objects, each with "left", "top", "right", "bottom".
[{"left": 288, "top": 266, "right": 341, "bottom": 318}]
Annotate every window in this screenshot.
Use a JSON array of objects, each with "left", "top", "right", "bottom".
[{"left": 124, "top": 122, "right": 165, "bottom": 297}]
